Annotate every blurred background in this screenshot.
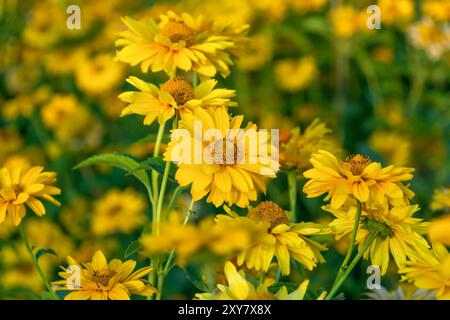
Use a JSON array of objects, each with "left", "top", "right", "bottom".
[{"left": 0, "top": 0, "right": 449, "bottom": 299}]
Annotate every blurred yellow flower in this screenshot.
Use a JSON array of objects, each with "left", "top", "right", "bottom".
[
  {"left": 429, "top": 214, "right": 450, "bottom": 246},
  {"left": 115, "top": 11, "right": 248, "bottom": 77},
  {"left": 329, "top": 5, "right": 359, "bottom": 39},
  {"left": 430, "top": 187, "right": 450, "bottom": 211},
  {"left": 369, "top": 131, "right": 411, "bottom": 166},
  {"left": 164, "top": 107, "right": 278, "bottom": 208},
  {"left": 76, "top": 54, "right": 125, "bottom": 96},
  {"left": 422, "top": 0, "right": 450, "bottom": 22},
  {"left": 378, "top": 0, "right": 415, "bottom": 25},
  {"left": 92, "top": 188, "right": 147, "bottom": 236},
  {"left": 217, "top": 202, "right": 328, "bottom": 275},
  {"left": 303, "top": 150, "right": 415, "bottom": 209},
  {"left": 324, "top": 202, "right": 429, "bottom": 275},
  {"left": 196, "top": 261, "right": 313, "bottom": 300},
  {"left": 0, "top": 164, "right": 61, "bottom": 225},
  {"left": 289, "top": 0, "right": 327, "bottom": 14},
  {"left": 53, "top": 250, "right": 156, "bottom": 300},
  {"left": 399, "top": 243, "right": 450, "bottom": 300},
  {"left": 119, "top": 76, "right": 236, "bottom": 126},
  {"left": 280, "top": 119, "right": 337, "bottom": 170},
  {"left": 274, "top": 57, "right": 317, "bottom": 92},
  {"left": 238, "top": 33, "right": 273, "bottom": 71},
  {"left": 408, "top": 18, "right": 450, "bottom": 60}
]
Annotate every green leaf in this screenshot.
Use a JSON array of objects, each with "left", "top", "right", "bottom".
[
  {"left": 41, "top": 291, "right": 58, "bottom": 300},
  {"left": 35, "top": 248, "right": 57, "bottom": 261},
  {"left": 136, "top": 133, "right": 171, "bottom": 144},
  {"left": 128, "top": 156, "right": 177, "bottom": 182},
  {"left": 182, "top": 267, "right": 209, "bottom": 292},
  {"left": 124, "top": 240, "right": 142, "bottom": 259},
  {"left": 74, "top": 153, "right": 151, "bottom": 189}
]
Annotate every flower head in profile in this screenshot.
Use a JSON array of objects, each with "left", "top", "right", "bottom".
[
  {"left": 53, "top": 250, "right": 156, "bottom": 300},
  {"left": 303, "top": 150, "right": 415, "bottom": 209},
  {"left": 399, "top": 243, "right": 450, "bottom": 300},
  {"left": 164, "top": 107, "right": 278, "bottom": 208},
  {"left": 279, "top": 119, "right": 337, "bottom": 170},
  {"left": 324, "top": 202, "right": 429, "bottom": 275},
  {"left": 195, "top": 261, "right": 315, "bottom": 300},
  {"left": 115, "top": 11, "right": 248, "bottom": 77},
  {"left": 216, "top": 201, "right": 328, "bottom": 275},
  {"left": 0, "top": 164, "right": 61, "bottom": 226},
  {"left": 428, "top": 214, "right": 450, "bottom": 246},
  {"left": 430, "top": 186, "right": 450, "bottom": 212},
  {"left": 119, "top": 76, "right": 236, "bottom": 126}
]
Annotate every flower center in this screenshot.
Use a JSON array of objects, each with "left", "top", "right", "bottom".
[
  {"left": 160, "top": 77, "right": 195, "bottom": 106},
  {"left": 249, "top": 291, "right": 277, "bottom": 300},
  {"left": 362, "top": 218, "right": 394, "bottom": 240},
  {"left": 247, "top": 201, "right": 290, "bottom": 231},
  {"left": 107, "top": 204, "right": 123, "bottom": 216},
  {"left": 210, "top": 139, "right": 239, "bottom": 166},
  {"left": 160, "top": 21, "right": 194, "bottom": 44},
  {"left": 92, "top": 269, "right": 117, "bottom": 286},
  {"left": 13, "top": 184, "right": 24, "bottom": 194},
  {"left": 342, "top": 154, "right": 372, "bottom": 175}
]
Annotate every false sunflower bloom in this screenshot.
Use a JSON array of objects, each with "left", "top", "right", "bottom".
[
  {"left": 115, "top": 11, "right": 248, "bottom": 77},
  {"left": 52, "top": 250, "right": 156, "bottom": 300},
  {"left": 324, "top": 202, "right": 430, "bottom": 275},
  {"left": 399, "top": 243, "right": 450, "bottom": 300},
  {"left": 303, "top": 150, "right": 415, "bottom": 209},
  {"left": 119, "top": 76, "right": 236, "bottom": 126},
  {"left": 216, "top": 201, "right": 328, "bottom": 275},
  {"left": 164, "top": 107, "right": 278, "bottom": 208},
  {"left": 195, "top": 261, "right": 317, "bottom": 300},
  {"left": 0, "top": 165, "right": 61, "bottom": 226}
]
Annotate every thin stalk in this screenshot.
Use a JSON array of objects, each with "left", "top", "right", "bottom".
[
  {"left": 19, "top": 224, "right": 58, "bottom": 300},
  {"left": 151, "top": 122, "right": 166, "bottom": 217},
  {"left": 326, "top": 231, "right": 378, "bottom": 300},
  {"left": 287, "top": 171, "right": 298, "bottom": 222}
]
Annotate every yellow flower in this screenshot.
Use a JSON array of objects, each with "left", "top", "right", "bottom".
[
  {"left": 0, "top": 164, "right": 61, "bottom": 226},
  {"left": 274, "top": 57, "right": 317, "bottom": 92},
  {"left": 408, "top": 18, "right": 450, "bottom": 60},
  {"left": 369, "top": 131, "right": 411, "bottom": 166},
  {"left": 288, "top": 0, "right": 327, "bottom": 14},
  {"left": 164, "top": 107, "right": 278, "bottom": 208},
  {"left": 431, "top": 187, "right": 450, "bottom": 211},
  {"left": 238, "top": 33, "right": 273, "bottom": 72},
  {"left": 119, "top": 76, "right": 236, "bottom": 126},
  {"left": 280, "top": 119, "right": 337, "bottom": 170},
  {"left": 303, "top": 150, "right": 415, "bottom": 209},
  {"left": 91, "top": 188, "right": 147, "bottom": 236},
  {"left": 2, "top": 95, "right": 34, "bottom": 119},
  {"left": 140, "top": 211, "right": 261, "bottom": 265},
  {"left": 324, "top": 202, "right": 429, "bottom": 275},
  {"left": 399, "top": 243, "right": 450, "bottom": 300},
  {"left": 429, "top": 214, "right": 450, "bottom": 246},
  {"left": 378, "top": 0, "right": 415, "bottom": 25},
  {"left": 195, "top": 261, "right": 313, "bottom": 300},
  {"left": 75, "top": 54, "right": 125, "bottom": 96},
  {"left": 422, "top": 0, "right": 450, "bottom": 22},
  {"left": 329, "top": 5, "right": 359, "bottom": 39},
  {"left": 115, "top": 11, "right": 248, "bottom": 77},
  {"left": 216, "top": 202, "right": 328, "bottom": 275},
  {"left": 53, "top": 250, "right": 156, "bottom": 300}
]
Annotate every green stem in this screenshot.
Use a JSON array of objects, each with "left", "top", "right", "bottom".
[
  {"left": 19, "top": 224, "right": 58, "bottom": 300},
  {"left": 164, "top": 186, "right": 186, "bottom": 220},
  {"left": 333, "top": 201, "right": 362, "bottom": 285},
  {"left": 151, "top": 123, "right": 166, "bottom": 212},
  {"left": 157, "top": 198, "right": 195, "bottom": 299},
  {"left": 287, "top": 171, "right": 298, "bottom": 222},
  {"left": 326, "top": 231, "right": 378, "bottom": 300}
]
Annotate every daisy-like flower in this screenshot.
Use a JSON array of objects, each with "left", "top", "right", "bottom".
[
  {"left": 408, "top": 18, "right": 450, "bottom": 60},
  {"left": 164, "top": 107, "right": 278, "bottom": 208},
  {"left": 430, "top": 186, "right": 450, "bottom": 211},
  {"left": 195, "top": 261, "right": 316, "bottom": 300},
  {"left": 115, "top": 11, "right": 248, "bottom": 77},
  {"left": 324, "top": 202, "right": 430, "bottom": 275},
  {"left": 0, "top": 164, "right": 61, "bottom": 226},
  {"left": 216, "top": 201, "right": 328, "bottom": 275},
  {"left": 91, "top": 188, "right": 147, "bottom": 236},
  {"left": 119, "top": 76, "right": 236, "bottom": 126},
  {"left": 52, "top": 250, "right": 156, "bottom": 300},
  {"left": 303, "top": 150, "right": 415, "bottom": 209},
  {"left": 279, "top": 119, "right": 337, "bottom": 170},
  {"left": 399, "top": 243, "right": 450, "bottom": 300}
]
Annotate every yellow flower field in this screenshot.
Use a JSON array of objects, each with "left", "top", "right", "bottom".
[{"left": 0, "top": 0, "right": 449, "bottom": 301}]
